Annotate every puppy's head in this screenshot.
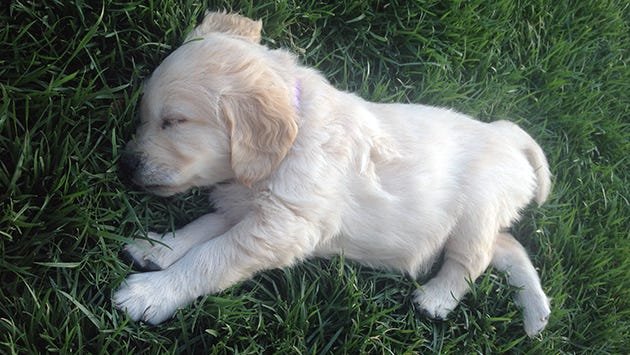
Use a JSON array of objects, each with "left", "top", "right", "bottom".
[{"left": 120, "top": 12, "right": 298, "bottom": 196}]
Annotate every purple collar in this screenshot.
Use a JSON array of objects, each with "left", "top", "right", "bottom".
[{"left": 293, "top": 79, "right": 302, "bottom": 111}]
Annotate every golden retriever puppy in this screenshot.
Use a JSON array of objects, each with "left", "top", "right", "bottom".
[{"left": 114, "top": 11, "right": 551, "bottom": 336}]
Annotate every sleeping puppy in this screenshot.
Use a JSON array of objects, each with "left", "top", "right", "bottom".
[{"left": 114, "top": 11, "right": 551, "bottom": 336}]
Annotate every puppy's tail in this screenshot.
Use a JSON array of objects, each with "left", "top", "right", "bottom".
[{"left": 492, "top": 120, "right": 551, "bottom": 205}]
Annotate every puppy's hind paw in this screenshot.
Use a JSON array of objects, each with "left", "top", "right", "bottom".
[{"left": 413, "top": 287, "right": 459, "bottom": 320}]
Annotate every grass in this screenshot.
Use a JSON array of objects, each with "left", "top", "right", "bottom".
[{"left": 1, "top": 0, "right": 628, "bottom": 353}]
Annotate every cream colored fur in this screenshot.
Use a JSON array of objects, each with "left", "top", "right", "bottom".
[{"left": 114, "top": 11, "right": 552, "bottom": 337}]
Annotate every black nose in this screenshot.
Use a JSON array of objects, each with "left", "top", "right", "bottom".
[{"left": 118, "top": 151, "right": 141, "bottom": 185}]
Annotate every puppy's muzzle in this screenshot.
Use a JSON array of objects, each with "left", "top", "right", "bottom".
[{"left": 118, "top": 150, "right": 142, "bottom": 186}]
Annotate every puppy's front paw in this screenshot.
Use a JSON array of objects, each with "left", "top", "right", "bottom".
[
  {"left": 113, "top": 271, "right": 188, "bottom": 325},
  {"left": 521, "top": 294, "right": 551, "bottom": 337},
  {"left": 121, "top": 232, "right": 176, "bottom": 271},
  {"left": 413, "top": 285, "right": 459, "bottom": 320}
]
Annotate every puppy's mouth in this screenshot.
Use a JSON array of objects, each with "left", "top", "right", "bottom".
[
  {"left": 129, "top": 171, "right": 184, "bottom": 197},
  {"left": 142, "top": 184, "right": 182, "bottom": 197}
]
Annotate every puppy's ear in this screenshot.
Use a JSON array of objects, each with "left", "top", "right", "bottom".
[
  {"left": 220, "top": 71, "right": 298, "bottom": 187},
  {"left": 187, "top": 11, "right": 262, "bottom": 43}
]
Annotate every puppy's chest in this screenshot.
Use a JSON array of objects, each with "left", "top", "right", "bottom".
[{"left": 209, "top": 183, "right": 256, "bottom": 221}]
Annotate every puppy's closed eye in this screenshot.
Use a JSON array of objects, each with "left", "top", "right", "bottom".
[{"left": 161, "top": 117, "right": 188, "bottom": 130}]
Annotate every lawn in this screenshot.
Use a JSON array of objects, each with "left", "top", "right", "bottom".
[{"left": 1, "top": 0, "right": 628, "bottom": 353}]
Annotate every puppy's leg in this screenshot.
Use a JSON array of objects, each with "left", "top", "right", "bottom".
[
  {"left": 414, "top": 213, "right": 496, "bottom": 319},
  {"left": 491, "top": 232, "right": 550, "bottom": 337},
  {"left": 123, "top": 213, "right": 231, "bottom": 271},
  {"left": 114, "top": 211, "right": 316, "bottom": 324}
]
